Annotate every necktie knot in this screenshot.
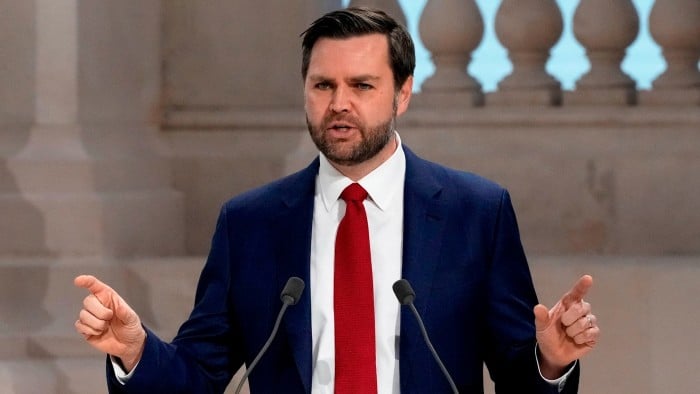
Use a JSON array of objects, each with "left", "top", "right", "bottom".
[{"left": 340, "top": 183, "right": 368, "bottom": 202}]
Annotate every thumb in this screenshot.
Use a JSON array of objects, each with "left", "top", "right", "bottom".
[
  {"left": 533, "top": 304, "right": 550, "bottom": 331},
  {"left": 112, "top": 295, "right": 141, "bottom": 327}
]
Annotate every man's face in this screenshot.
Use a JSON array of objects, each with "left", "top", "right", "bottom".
[{"left": 304, "top": 34, "right": 412, "bottom": 167}]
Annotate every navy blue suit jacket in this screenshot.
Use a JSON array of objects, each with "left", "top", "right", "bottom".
[{"left": 107, "top": 147, "right": 579, "bottom": 393}]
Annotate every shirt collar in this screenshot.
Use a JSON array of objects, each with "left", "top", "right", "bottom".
[{"left": 318, "top": 132, "right": 406, "bottom": 212}]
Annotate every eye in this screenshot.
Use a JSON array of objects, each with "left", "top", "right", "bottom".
[
  {"left": 356, "top": 83, "right": 373, "bottom": 91},
  {"left": 315, "top": 81, "right": 332, "bottom": 90}
]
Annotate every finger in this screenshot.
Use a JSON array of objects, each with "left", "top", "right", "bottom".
[
  {"left": 561, "top": 300, "right": 591, "bottom": 327},
  {"left": 533, "top": 304, "right": 550, "bottom": 331},
  {"left": 75, "top": 318, "right": 105, "bottom": 337},
  {"left": 76, "top": 275, "right": 139, "bottom": 328},
  {"left": 565, "top": 314, "right": 597, "bottom": 338},
  {"left": 74, "top": 275, "right": 113, "bottom": 296},
  {"left": 83, "top": 294, "right": 114, "bottom": 320},
  {"left": 75, "top": 275, "right": 120, "bottom": 308},
  {"left": 78, "top": 308, "right": 110, "bottom": 333},
  {"left": 561, "top": 275, "right": 593, "bottom": 308},
  {"left": 572, "top": 325, "right": 600, "bottom": 346}
]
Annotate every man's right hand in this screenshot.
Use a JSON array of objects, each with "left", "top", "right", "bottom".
[{"left": 74, "top": 275, "right": 146, "bottom": 372}]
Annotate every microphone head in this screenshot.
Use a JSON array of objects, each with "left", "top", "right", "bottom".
[
  {"left": 392, "top": 279, "right": 415, "bottom": 305},
  {"left": 280, "top": 276, "right": 305, "bottom": 305}
]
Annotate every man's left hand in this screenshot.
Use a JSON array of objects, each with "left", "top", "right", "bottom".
[{"left": 533, "top": 274, "right": 600, "bottom": 379}]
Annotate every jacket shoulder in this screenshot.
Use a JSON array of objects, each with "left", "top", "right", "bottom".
[
  {"left": 221, "top": 158, "right": 319, "bottom": 214},
  {"left": 406, "top": 148, "right": 507, "bottom": 202}
]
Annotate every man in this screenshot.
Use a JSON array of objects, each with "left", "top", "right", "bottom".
[{"left": 75, "top": 7, "right": 599, "bottom": 393}]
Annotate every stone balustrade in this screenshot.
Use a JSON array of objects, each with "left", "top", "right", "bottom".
[{"left": 411, "top": 0, "right": 699, "bottom": 107}]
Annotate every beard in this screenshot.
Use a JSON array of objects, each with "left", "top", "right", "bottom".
[{"left": 306, "top": 100, "right": 398, "bottom": 167}]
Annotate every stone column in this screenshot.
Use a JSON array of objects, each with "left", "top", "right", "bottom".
[
  {"left": 2, "top": 0, "right": 184, "bottom": 258},
  {"left": 567, "top": 0, "right": 640, "bottom": 105},
  {"left": 489, "top": 0, "right": 563, "bottom": 106},
  {"left": 413, "top": 0, "right": 485, "bottom": 107},
  {"left": 641, "top": 0, "right": 700, "bottom": 105}
]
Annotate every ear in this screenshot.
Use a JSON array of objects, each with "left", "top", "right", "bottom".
[{"left": 395, "top": 76, "right": 413, "bottom": 116}]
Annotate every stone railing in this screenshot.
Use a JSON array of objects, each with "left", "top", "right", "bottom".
[{"left": 353, "top": 0, "right": 699, "bottom": 107}]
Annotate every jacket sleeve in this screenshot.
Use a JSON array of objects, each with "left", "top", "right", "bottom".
[
  {"left": 106, "top": 206, "right": 244, "bottom": 394},
  {"left": 484, "top": 190, "right": 580, "bottom": 393}
]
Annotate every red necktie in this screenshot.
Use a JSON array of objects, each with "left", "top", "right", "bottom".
[{"left": 334, "top": 183, "right": 377, "bottom": 393}]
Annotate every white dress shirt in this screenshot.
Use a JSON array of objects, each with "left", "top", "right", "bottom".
[{"left": 310, "top": 135, "right": 406, "bottom": 394}]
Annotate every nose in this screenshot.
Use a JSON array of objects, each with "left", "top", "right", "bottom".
[{"left": 329, "top": 86, "right": 350, "bottom": 113}]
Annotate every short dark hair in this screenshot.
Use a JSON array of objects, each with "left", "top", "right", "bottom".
[{"left": 300, "top": 7, "right": 415, "bottom": 90}]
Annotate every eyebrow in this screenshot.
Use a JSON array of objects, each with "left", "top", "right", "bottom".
[
  {"left": 306, "top": 74, "right": 382, "bottom": 83},
  {"left": 348, "top": 75, "right": 381, "bottom": 83}
]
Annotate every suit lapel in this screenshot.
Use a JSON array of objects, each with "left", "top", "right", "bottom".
[
  {"left": 401, "top": 148, "right": 447, "bottom": 313},
  {"left": 400, "top": 148, "right": 448, "bottom": 389},
  {"left": 274, "top": 159, "right": 319, "bottom": 393}
]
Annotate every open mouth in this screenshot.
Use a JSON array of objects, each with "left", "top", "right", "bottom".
[
  {"left": 328, "top": 121, "right": 355, "bottom": 130},
  {"left": 326, "top": 121, "right": 358, "bottom": 136}
]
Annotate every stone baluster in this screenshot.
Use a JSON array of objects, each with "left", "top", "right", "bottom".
[
  {"left": 641, "top": 0, "right": 700, "bottom": 105},
  {"left": 348, "top": 0, "right": 407, "bottom": 27},
  {"left": 489, "top": 0, "right": 563, "bottom": 106},
  {"left": 567, "top": 0, "right": 640, "bottom": 105},
  {"left": 414, "top": 0, "right": 485, "bottom": 107}
]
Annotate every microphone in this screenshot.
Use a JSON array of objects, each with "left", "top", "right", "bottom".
[
  {"left": 234, "top": 277, "right": 305, "bottom": 394},
  {"left": 393, "top": 279, "right": 459, "bottom": 394}
]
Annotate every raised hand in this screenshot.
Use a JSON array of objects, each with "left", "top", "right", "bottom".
[
  {"left": 74, "top": 275, "right": 146, "bottom": 372},
  {"left": 533, "top": 275, "right": 600, "bottom": 379}
]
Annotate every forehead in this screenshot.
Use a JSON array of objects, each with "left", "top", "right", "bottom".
[{"left": 307, "top": 33, "right": 391, "bottom": 76}]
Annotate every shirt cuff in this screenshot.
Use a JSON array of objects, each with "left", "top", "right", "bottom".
[
  {"left": 534, "top": 343, "right": 577, "bottom": 393},
  {"left": 110, "top": 355, "right": 139, "bottom": 385}
]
